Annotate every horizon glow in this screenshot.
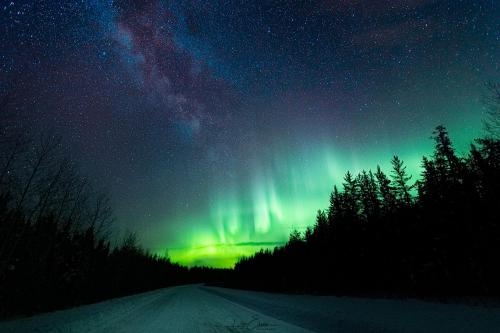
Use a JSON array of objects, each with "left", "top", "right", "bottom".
[{"left": 162, "top": 120, "right": 483, "bottom": 268}]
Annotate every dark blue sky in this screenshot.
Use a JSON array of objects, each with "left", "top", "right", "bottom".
[{"left": 1, "top": 0, "right": 498, "bottom": 266}]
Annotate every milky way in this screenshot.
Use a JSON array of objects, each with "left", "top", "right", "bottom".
[{"left": 1, "top": 0, "right": 498, "bottom": 267}]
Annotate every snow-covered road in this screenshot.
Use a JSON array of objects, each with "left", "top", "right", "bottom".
[{"left": 1, "top": 284, "right": 499, "bottom": 333}]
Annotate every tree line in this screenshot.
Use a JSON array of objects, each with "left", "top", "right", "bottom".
[
  {"left": 1, "top": 84, "right": 499, "bottom": 316},
  {"left": 233, "top": 86, "right": 500, "bottom": 297},
  {"left": 0, "top": 97, "right": 227, "bottom": 317}
]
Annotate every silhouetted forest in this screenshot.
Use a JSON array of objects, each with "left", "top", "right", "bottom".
[
  {"left": 2, "top": 84, "right": 499, "bottom": 317},
  {"left": 0, "top": 100, "right": 228, "bottom": 317},
  {"left": 234, "top": 85, "right": 500, "bottom": 297}
]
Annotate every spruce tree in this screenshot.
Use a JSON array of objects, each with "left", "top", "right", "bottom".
[
  {"left": 375, "top": 165, "right": 396, "bottom": 213},
  {"left": 390, "top": 156, "right": 413, "bottom": 206}
]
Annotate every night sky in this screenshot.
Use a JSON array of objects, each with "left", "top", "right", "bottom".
[{"left": 2, "top": 0, "right": 498, "bottom": 267}]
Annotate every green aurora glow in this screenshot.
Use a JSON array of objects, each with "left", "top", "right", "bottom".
[
  {"left": 163, "top": 107, "right": 484, "bottom": 268},
  {"left": 4, "top": 0, "right": 497, "bottom": 269}
]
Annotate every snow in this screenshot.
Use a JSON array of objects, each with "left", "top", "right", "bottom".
[
  {"left": 0, "top": 285, "right": 311, "bottom": 333},
  {"left": 205, "top": 286, "right": 500, "bottom": 333},
  {"left": 1, "top": 284, "right": 499, "bottom": 332}
]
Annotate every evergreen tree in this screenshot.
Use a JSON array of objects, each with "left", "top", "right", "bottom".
[
  {"left": 483, "top": 82, "right": 500, "bottom": 139},
  {"left": 419, "top": 156, "right": 440, "bottom": 202},
  {"left": 315, "top": 209, "right": 328, "bottom": 231},
  {"left": 327, "top": 185, "right": 343, "bottom": 223},
  {"left": 390, "top": 156, "right": 413, "bottom": 206},
  {"left": 357, "top": 170, "right": 380, "bottom": 221},
  {"left": 375, "top": 165, "right": 396, "bottom": 213},
  {"left": 342, "top": 171, "right": 359, "bottom": 219},
  {"left": 432, "top": 125, "right": 460, "bottom": 180}
]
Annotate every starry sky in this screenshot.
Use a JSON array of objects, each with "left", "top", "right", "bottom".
[{"left": 1, "top": 0, "right": 499, "bottom": 267}]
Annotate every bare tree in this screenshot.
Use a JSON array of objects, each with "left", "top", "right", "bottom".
[
  {"left": 27, "top": 157, "right": 71, "bottom": 225},
  {"left": 88, "top": 193, "right": 114, "bottom": 239},
  {"left": 0, "top": 134, "right": 62, "bottom": 272},
  {"left": 0, "top": 89, "right": 29, "bottom": 189},
  {"left": 15, "top": 133, "right": 61, "bottom": 212}
]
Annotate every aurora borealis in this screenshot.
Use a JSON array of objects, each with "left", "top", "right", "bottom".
[{"left": 2, "top": 1, "right": 498, "bottom": 267}]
